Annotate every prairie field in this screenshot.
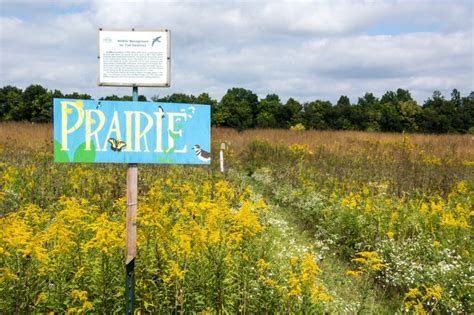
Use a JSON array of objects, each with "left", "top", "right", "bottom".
[{"left": 1, "top": 122, "right": 473, "bottom": 314}]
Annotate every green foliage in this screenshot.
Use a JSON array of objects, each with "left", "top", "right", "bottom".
[
  {"left": 215, "top": 88, "right": 258, "bottom": 131},
  {"left": 255, "top": 94, "right": 282, "bottom": 128},
  {"left": 283, "top": 98, "right": 304, "bottom": 127},
  {"left": 303, "top": 100, "right": 331, "bottom": 130},
  {"left": 100, "top": 94, "right": 147, "bottom": 101},
  {"left": 0, "top": 84, "right": 473, "bottom": 133}
]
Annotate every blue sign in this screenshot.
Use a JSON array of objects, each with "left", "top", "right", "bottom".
[{"left": 53, "top": 98, "right": 211, "bottom": 164}]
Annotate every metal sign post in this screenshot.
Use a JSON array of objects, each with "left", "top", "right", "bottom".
[{"left": 125, "top": 86, "right": 139, "bottom": 314}]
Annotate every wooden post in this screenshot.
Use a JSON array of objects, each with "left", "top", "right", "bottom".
[
  {"left": 126, "top": 163, "right": 138, "bottom": 264},
  {"left": 125, "top": 86, "right": 139, "bottom": 314}
]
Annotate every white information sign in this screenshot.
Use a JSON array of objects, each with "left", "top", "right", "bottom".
[{"left": 98, "top": 29, "right": 170, "bottom": 87}]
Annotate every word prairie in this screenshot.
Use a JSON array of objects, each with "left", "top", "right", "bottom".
[{"left": 53, "top": 98, "right": 211, "bottom": 164}]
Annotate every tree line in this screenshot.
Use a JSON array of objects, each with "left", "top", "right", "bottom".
[{"left": 1, "top": 84, "right": 473, "bottom": 133}]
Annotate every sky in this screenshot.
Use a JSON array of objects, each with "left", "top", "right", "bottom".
[{"left": 0, "top": 0, "right": 473, "bottom": 105}]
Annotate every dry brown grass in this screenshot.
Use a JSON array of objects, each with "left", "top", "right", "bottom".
[
  {"left": 0, "top": 122, "right": 53, "bottom": 151},
  {"left": 213, "top": 128, "right": 474, "bottom": 161},
  {"left": 0, "top": 122, "right": 472, "bottom": 161}
]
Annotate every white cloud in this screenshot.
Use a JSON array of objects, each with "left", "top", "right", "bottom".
[{"left": 0, "top": 0, "right": 472, "bottom": 104}]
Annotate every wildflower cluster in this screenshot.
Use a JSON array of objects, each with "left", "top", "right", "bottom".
[
  {"left": 288, "top": 143, "right": 314, "bottom": 157},
  {"left": 0, "top": 196, "right": 124, "bottom": 313},
  {"left": 249, "top": 151, "right": 473, "bottom": 313},
  {"left": 0, "top": 145, "right": 333, "bottom": 313},
  {"left": 404, "top": 285, "right": 443, "bottom": 314},
  {"left": 346, "top": 251, "right": 386, "bottom": 278},
  {"left": 286, "top": 254, "right": 331, "bottom": 305},
  {"left": 289, "top": 123, "right": 306, "bottom": 131}
]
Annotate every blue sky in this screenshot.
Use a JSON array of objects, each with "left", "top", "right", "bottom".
[{"left": 0, "top": 0, "right": 472, "bottom": 104}]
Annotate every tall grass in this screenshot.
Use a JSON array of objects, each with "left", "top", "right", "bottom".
[
  {"left": 2, "top": 122, "right": 471, "bottom": 194},
  {"left": 1, "top": 122, "right": 471, "bottom": 161},
  {"left": 214, "top": 128, "right": 474, "bottom": 161},
  {"left": 0, "top": 122, "right": 53, "bottom": 151}
]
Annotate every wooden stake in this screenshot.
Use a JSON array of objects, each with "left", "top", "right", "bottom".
[
  {"left": 126, "top": 163, "right": 138, "bottom": 264},
  {"left": 125, "top": 86, "right": 139, "bottom": 315}
]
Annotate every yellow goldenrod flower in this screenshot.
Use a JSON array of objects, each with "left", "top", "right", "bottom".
[
  {"left": 456, "top": 181, "right": 468, "bottom": 193},
  {"left": 424, "top": 285, "right": 442, "bottom": 302},
  {"left": 288, "top": 143, "right": 314, "bottom": 157},
  {"left": 300, "top": 253, "right": 322, "bottom": 282},
  {"left": 71, "top": 289, "right": 88, "bottom": 302},
  {"left": 287, "top": 271, "right": 302, "bottom": 298},
  {"left": 371, "top": 263, "right": 386, "bottom": 271},
  {"left": 405, "top": 287, "right": 421, "bottom": 299},
  {"left": 430, "top": 200, "right": 443, "bottom": 215},
  {"left": 349, "top": 251, "right": 386, "bottom": 277},
  {"left": 35, "top": 292, "right": 47, "bottom": 305},
  {"left": 352, "top": 257, "right": 369, "bottom": 264},
  {"left": 419, "top": 203, "right": 428, "bottom": 215},
  {"left": 346, "top": 270, "right": 362, "bottom": 278},
  {"left": 311, "top": 285, "right": 332, "bottom": 303}
]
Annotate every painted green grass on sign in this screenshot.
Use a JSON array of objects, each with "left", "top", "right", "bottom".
[
  {"left": 54, "top": 139, "right": 69, "bottom": 162},
  {"left": 73, "top": 142, "right": 96, "bottom": 162}
]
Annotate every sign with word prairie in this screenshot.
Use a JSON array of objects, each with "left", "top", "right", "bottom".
[
  {"left": 98, "top": 29, "right": 170, "bottom": 87},
  {"left": 53, "top": 99, "right": 210, "bottom": 164}
]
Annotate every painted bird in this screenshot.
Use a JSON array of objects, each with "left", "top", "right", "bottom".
[
  {"left": 158, "top": 105, "right": 165, "bottom": 118},
  {"left": 193, "top": 144, "right": 211, "bottom": 162},
  {"left": 152, "top": 36, "right": 161, "bottom": 46}
]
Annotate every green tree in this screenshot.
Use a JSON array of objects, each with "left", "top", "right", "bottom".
[
  {"left": 9, "top": 84, "right": 49, "bottom": 121},
  {"left": 255, "top": 94, "right": 282, "bottom": 128},
  {"left": 100, "top": 95, "right": 146, "bottom": 101},
  {"left": 329, "top": 95, "right": 353, "bottom": 130},
  {"left": 449, "top": 89, "right": 466, "bottom": 132},
  {"left": 155, "top": 93, "right": 194, "bottom": 104},
  {"left": 276, "top": 98, "right": 303, "bottom": 128},
  {"left": 398, "top": 100, "right": 421, "bottom": 132},
  {"left": 215, "top": 88, "right": 258, "bottom": 130},
  {"left": 30, "top": 91, "right": 53, "bottom": 122},
  {"left": 380, "top": 102, "right": 402, "bottom": 132},
  {"left": 193, "top": 93, "right": 218, "bottom": 126},
  {"left": 379, "top": 89, "right": 418, "bottom": 132},
  {"left": 64, "top": 92, "right": 92, "bottom": 100},
  {"left": 0, "top": 85, "right": 23, "bottom": 120},
  {"left": 421, "top": 91, "right": 456, "bottom": 133},
  {"left": 357, "top": 93, "right": 381, "bottom": 131},
  {"left": 457, "top": 92, "right": 474, "bottom": 133},
  {"left": 302, "top": 100, "right": 331, "bottom": 130},
  {"left": 195, "top": 93, "right": 217, "bottom": 106},
  {"left": 380, "top": 88, "right": 413, "bottom": 105}
]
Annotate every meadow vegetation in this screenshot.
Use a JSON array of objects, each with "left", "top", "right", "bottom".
[{"left": 1, "top": 123, "right": 473, "bottom": 314}]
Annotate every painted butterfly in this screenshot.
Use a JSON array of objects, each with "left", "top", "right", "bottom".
[{"left": 108, "top": 138, "right": 126, "bottom": 152}]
